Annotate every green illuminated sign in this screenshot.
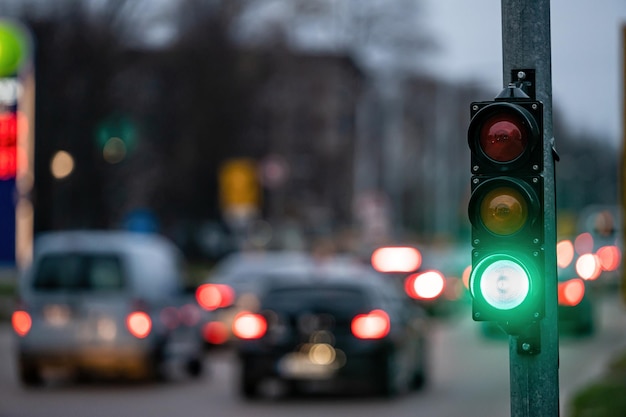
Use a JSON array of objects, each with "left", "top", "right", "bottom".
[{"left": 0, "top": 20, "right": 29, "bottom": 77}]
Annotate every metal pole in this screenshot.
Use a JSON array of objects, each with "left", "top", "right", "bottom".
[{"left": 501, "top": 1, "right": 559, "bottom": 416}]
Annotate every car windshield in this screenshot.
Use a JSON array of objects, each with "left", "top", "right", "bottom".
[{"left": 33, "top": 253, "right": 125, "bottom": 292}]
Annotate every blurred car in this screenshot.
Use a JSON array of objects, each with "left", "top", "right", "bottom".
[
  {"left": 12, "top": 230, "right": 205, "bottom": 386},
  {"left": 369, "top": 244, "right": 470, "bottom": 318},
  {"left": 196, "top": 250, "right": 316, "bottom": 346},
  {"left": 556, "top": 264, "right": 595, "bottom": 336},
  {"left": 231, "top": 263, "right": 429, "bottom": 398}
]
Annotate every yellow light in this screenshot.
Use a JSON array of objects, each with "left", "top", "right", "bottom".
[{"left": 479, "top": 186, "right": 527, "bottom": 235}]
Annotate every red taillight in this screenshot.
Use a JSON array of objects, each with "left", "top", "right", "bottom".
[
  {"left": 558, "top": 279, "right": 585, "bottom": 307},
  {"left": 576, "top": 253, "right": 601, "bottom": 280},
  {"left": 232, "top": 311, "right": 267, "bottom": 340},
  {"left": 126, "top": 311, "right": 152, "bottom": 338},
  {"left": 12, "top": 310, "right": 32, "bottom": 337},
  {"left": 405, "top": 270, "right": 445, "bottom": 300},
  {"left": 203, "top": 321, "right": 229, "bottom": 344},
  {"left": 351, "top": 309, "right": 390, "bottom": 340},
  {"left": 196, "top": 284, "right": 235, "bottom": 311},
  {"left": 557, "top": 240, "right": 575, "bottom": 269},
  {"left": 596, "top": 245, "right": 621, "bottom": 272},
  {"left": 371, "top": 246, "right": 422, "bottom": 273}
]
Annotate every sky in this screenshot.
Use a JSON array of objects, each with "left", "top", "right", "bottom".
[{"left": 422, "top": 0, "right": 626, "bottom": 146}]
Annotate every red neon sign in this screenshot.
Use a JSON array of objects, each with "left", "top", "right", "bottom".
[{"left": 0, "top": 112, "right": 17, "bottom": 179}]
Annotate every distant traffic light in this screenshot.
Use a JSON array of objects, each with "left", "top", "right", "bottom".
[{"left": 467, "top": 83, "right": 545, "bottom": 333}]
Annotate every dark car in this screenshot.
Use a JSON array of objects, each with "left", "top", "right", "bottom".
[
  {"left": 196, "top": 250, "right": 316, "bottom": 346},
  {"left": 231, "top": 262, "right": 429, "bottom": 398},
  {"left": 12, "top": 230, "right": 205, "bottom": 386}
]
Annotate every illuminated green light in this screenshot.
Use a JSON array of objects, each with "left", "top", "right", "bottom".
[
  {"left": 472, "top": 256, "right": 530, "bottom": 310},
  {"left": 479, "top": 186, "right": 527, "bottom": 235},
  {"left": 0, "top": 21, "right": 29, "bottom": 77}
]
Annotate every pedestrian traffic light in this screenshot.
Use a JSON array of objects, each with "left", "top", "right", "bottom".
[{"left": 467, "top": 83, "right": 545, "bottom": 334}]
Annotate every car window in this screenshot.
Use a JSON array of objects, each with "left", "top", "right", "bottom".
[
  {"left": 263, "top": 286, "right": 369, "bottom": 316},
  {"left": 33, "top": 253, "right": 125, "bottom": 292}
]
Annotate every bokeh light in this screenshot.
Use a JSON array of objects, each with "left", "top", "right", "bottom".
[
  {"left": 50, "top": 150, "right": 74, "bottom": 179},
  {"left": 556, "top": 239, "right": 575, "bottom": 268}
]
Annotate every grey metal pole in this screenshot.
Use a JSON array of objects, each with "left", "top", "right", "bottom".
[{"left": 501, "top": 1, "right": 560, "bottom": 416}]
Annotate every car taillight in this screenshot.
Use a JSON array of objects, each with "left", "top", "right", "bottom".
[
  {"left": 351, "top": 309, "right": 390, "bottom": 340},
  {"left": 196, "top": 283, "right": 235, "bottom": 311},
  {"left": 232, "top": 311, "right": 267, "bottom": 340},
  {"left": 558, "top": 279, "right": 585, "bottom": 307},
  {"left": 126, "top": 311, "right": 152, "bottom": 338},
  {"left": 203, "top": 321, "right": 229, "bottom": 345},
  {"left": 12, "top": 310, "right": 32, "bottom": 337},
  {"left": 575, "top": 253, "right": 601, "bottom": 281},
  {"left": 405, "top": 270, "right": 446, "bottom": 300}
]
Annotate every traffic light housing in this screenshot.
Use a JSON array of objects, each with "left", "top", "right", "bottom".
[{"left": 468, "top": 84, "right": 545, "bottom": 334}]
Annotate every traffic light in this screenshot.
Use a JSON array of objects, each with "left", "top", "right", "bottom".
[{"left": 467, "top": 83, "right": 544, "bottom": 334}]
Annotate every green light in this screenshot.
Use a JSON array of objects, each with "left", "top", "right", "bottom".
[
  {"left": 471, "top": 254, "right": 530, "bottom": 311},
  {"left": 0, "top": 21, "right": 29, "bottom": 77}
]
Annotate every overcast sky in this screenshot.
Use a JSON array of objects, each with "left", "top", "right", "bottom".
[{"left": 422, "top": 0, "right": 626, "bottom": 146}]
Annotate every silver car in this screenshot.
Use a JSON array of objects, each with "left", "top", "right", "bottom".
[{"left": 12, "top": 230, "right": 204, "bottom": 386}]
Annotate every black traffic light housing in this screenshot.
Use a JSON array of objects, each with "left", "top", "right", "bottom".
[{"left": 467, "top": 74, "right": 546, "bottom": 337}]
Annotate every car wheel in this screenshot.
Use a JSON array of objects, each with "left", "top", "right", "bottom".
[
  {"left": 185, "top": 357, "right": 203, "bottom": 378},
  {"left": 410, "top": 341, "right": 428, "bottom": 390},
  {"left": 240, "top": 359, "right": 260, "bottom": 399},
  {"left": 410, "top": 364, "right": 426, "bottom": 390},
  {"left": 148, "top": 343, "right": 167, "bottom": 382},
  {"left": 376, "top": 351, "right": 405, "bottom": 398},
  {"left": 18, "top": 356, "right": 43, "bottom": 387}
]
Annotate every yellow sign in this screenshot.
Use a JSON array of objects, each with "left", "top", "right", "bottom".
[{"left": 219, "top": 159, "right": 260, "bottom": 209}]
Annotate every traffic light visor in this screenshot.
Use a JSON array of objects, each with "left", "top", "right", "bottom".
[{"left": 471, "top": 255, "right": 530, "bottom": 310}]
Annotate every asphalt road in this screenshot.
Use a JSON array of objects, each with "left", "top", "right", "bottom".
[{"left": 1, "top": 294, "right": 625, "bottom": 417}]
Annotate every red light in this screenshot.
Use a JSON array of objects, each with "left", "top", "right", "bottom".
[
  {"left": 575, "top": 253, "right": 601, "bottom": 280},
  {"left": 405, "top": 270, "right": 445, "bottom": 300},
  {"left": 196, "top": 284, "right": 235, "bottom": 311},
  {"left": 126, "top": 311, "right": 152, "bottom": 338},
  {"left": 12, "top": 310, "right": 31, "bottom": 336},
  {"left": 351, "top": 309, "right": 390, "bottom": 339},
  {"left": 203, "top": 321, "right": 229, "bottom": 345},
  {"left": 596, "top": 245, "right": 621, "bottom": 272},
  {"left": 558, "top": 279, "right": 585, "bottom": 307},
  {"left": 557, "top": 240, "right": 575, "bottom": 269},
  {"left": 479, "top": 113, "right": 528, "bottom": 162},
  {"left": 371, "top": 246, "right": 422, "bottom": 273},
  {"left": 232, "top": 312, "right": 267, "bottom": 340}
]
